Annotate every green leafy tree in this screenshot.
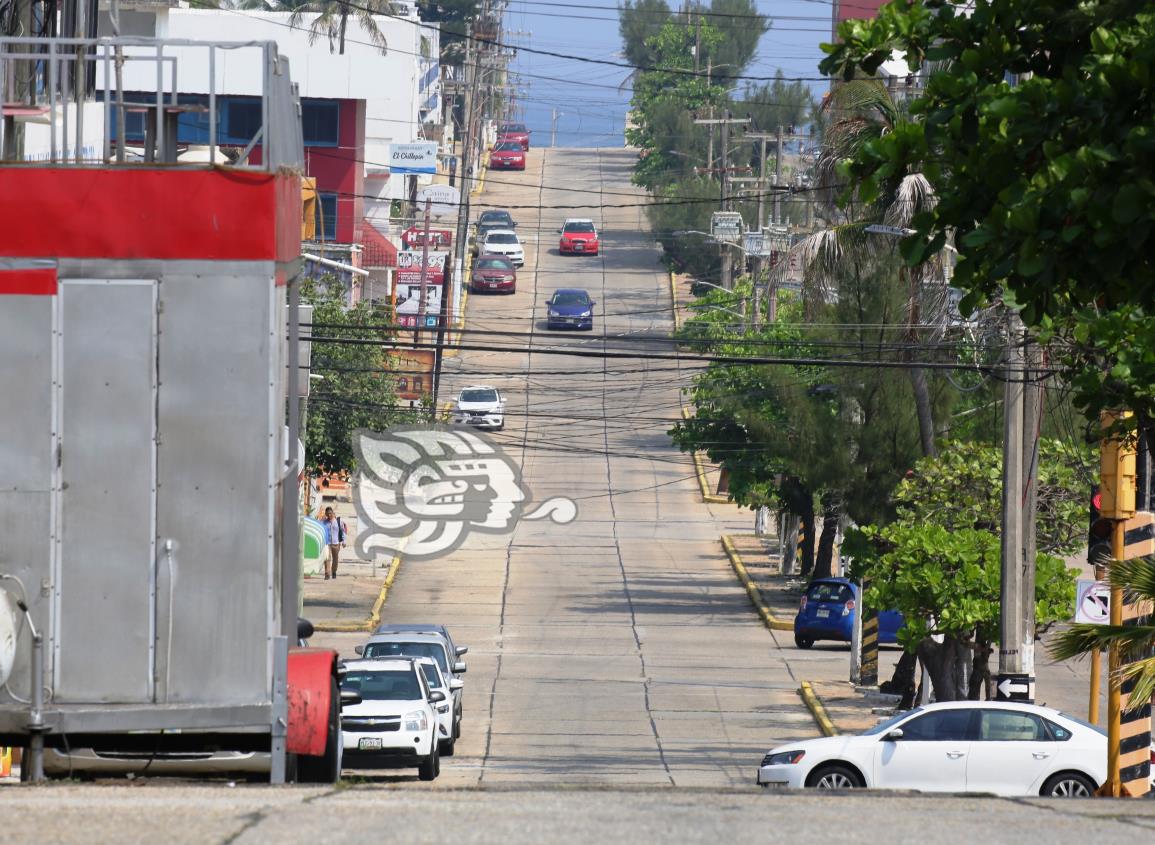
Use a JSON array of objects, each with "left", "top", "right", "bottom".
[
  {"left": 697, "top": 0, "right": 768, "bottom": 89},
  {"left": 819, "top": 0, "right": 1155, "bottom": 427},
  {"left": 849, "top": 440, "right": 1089, "bottom": 701},
  {"left": 303, "top": 276, "right": 404, "bottom": 474},
  {"left": 617, "top": 0, "right": 672, "bottom": 69}
]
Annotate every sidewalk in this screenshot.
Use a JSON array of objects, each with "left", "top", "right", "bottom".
[{"left": 722, "top": 533, "right": 902, "bottom": 736}]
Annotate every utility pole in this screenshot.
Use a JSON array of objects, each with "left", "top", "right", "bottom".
[
  {"left": 551, "top": 108, "right": 561, "bottom": 147},
  {"left": 695, "top": 114, "right": 750, "bottom": 291},
  {"left": 414, "top": 198, "right": 433, "bottom": 347},
  {"left": 451, "top": 30, "right": 476, "bottom": 336},
  {"left": 996, "top": 313, "right": 1035, "bottom": 704},
  {"left": 1021, "top": 339, "right": 1043, "bottom": 683},
  {"left": 773, "top": 125, "right": 784, "bottom": 225}
]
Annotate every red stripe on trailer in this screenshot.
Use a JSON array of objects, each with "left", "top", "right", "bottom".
[
  {"left": 0, "top": 168, "right": 300, "bottom": 262},
  {"left": 0, "top": 268, "right": 57, "bottom": 295}
]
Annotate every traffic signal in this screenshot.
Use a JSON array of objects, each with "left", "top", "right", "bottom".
[{"left": 1088, "top": 485, "right": 1113, "bottom": 572}]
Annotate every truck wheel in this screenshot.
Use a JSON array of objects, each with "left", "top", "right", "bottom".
[
  {"left": 418, "top": 741, "right": 440, "bottom": 781},
  {"left": 296, "top": 676, "right": 341, "bottom": 784}
]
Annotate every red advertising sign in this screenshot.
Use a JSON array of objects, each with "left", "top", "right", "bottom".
[
  {"left": 401, "top": 226, "right": 453, "bottom": 250},
  {"left": 397, "top": 249, "right": 448, "bottom": 286}
]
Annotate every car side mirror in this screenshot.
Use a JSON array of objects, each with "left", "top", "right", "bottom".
[
  {"left": 340, "top": 687, "right": 363, "bottom": 707},
  {"left": 557, "top": 228, "right": 563, "bottom": 233},
  {"left": 590, "top": 300, "right": 597, "bottom": 306},
  {"left": 884, "top": 729, "right": 904, "bottom": 741},
  {"left": 297, "top": 618, "right": 315, "bottom": 642},
  {"left": 453, "top": 662, "right": 467, "bottom": 674},
  {"left": 455, "top": 646, "right": 469, "bottom": 656},
  {"left": 449, "top": 679, "right": 464, "bottom": 691},
  {"left": 354, "top": 645, "right": 365, "bottom": 656},
  {"left": 428, "top": 690, "right": 447, "bottom": 704}
]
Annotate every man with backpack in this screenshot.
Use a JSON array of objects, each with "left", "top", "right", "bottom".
[{"left": 320, "top": 506, "right": 346, "bottom": 579}]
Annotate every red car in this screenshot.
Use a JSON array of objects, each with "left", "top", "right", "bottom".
[
  {"left": 489, "top": 141, "right": 526, "bottom": 171},
  {"left": 558, "top": 218, "right": 599, "bottom": 255},
  {"left": 471, "top": 254, "right": 517, "bottom": 294},
  {"left": 498, "top": 122, "right": 530, "bottom": 150}
]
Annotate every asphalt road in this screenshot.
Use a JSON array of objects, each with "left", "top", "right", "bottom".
[{"left": 4, "top": 148, "right": 1145, "bottom": 842}]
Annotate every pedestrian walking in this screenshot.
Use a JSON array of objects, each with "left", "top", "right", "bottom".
[{"left": 320, "top": 506, "right": 346, "bottom": 579}]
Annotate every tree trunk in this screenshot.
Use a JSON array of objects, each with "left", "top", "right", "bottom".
[
  {"left": 968, "top": 634, "right": 994, "bottom": 700},
  {"left": 909, "top": 365, "right": 938, "bottom": 458},
  {"left": 780, "top": 512, "right": 797, "bottom": 573},
  {"left": 338, "top": 6, "right": 349, "bottom": 55},
  {"left": 916, "top": 635, "right": 971, "bottom": 702},
  {"left": 798, "top": 507, "right": 816, "bottom": 577},
  {"left": 813, "top": 508, "right": 839, "bottom": 580},
  {"left": 881, "top": 651, "right": 919, "bottom": 709}
]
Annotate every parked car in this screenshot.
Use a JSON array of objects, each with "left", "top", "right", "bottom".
[
  {"left": 414, "top": 657, "right": 462, "bottom": 756},
  {"left": 757, "top": 701, "right": 1106, "bottom": 797},
  {"left": 471, "top": 210, "right": 517, "bottom": 255},
  {"left": 479, "top": 229, "right": 524, "bottom": 266},
  {"left": 453, "top": 385, "right": 505, "bottom": 431},
  {"left": 340, "top": 658, "right": 444, "bottom": 780},
  {"left": 489, "top": 141, "right": 526, "bottom": 171},
  {"left": 546, "top": 289, "right": 595, "bottom": 331},
  {"left": 356, "top": 625, "right": 468, "bottom": 743},
  {"left": 793, "top": 577, "right": 904, "bottom": 649},
  {"left": 498, "top": 122, "right": 530, "bottom": 150},
  {"left": 471, "top": 254, "right": 517, "bottom": 294},
  {"left": 558, "top": 218, "right": 600, "bottom": 255}
]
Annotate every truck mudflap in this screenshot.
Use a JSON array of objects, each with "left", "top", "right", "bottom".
[{"left": 286, "top": 648, "right": 337, "bottom": 757}]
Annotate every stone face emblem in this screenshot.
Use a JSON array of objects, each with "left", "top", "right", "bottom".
[{"left": 353, "top": 427, "right": 577, "bottom": 560}]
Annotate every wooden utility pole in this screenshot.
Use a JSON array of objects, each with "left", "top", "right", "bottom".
[
  {"left": 773, "top": 125, "right": 784, "bottom": 225},
  {"left": 694, "top": 114, "right": 750, "bottom": 291},
  {"left": 414, "top": 198, "right": 433, "bottom": 347}
]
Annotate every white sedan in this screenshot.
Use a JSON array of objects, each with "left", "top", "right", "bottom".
[{"left": 757, "top": 701, "right": 1106, "bottom": 797}]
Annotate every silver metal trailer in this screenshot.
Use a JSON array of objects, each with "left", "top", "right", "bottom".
[{"left": 0, "top": 37, "right": 338, "bottom": 783}]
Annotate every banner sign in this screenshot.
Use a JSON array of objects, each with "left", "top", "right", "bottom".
[
  {"left": 397, "top": 250, "right": 448, "bottom": 286},
  {"left": 389, "top": 142, "right": 438, "bottom": 175}
]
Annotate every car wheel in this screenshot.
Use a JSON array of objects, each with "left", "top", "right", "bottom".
[
  {"left": 807, "top": 764, "right": 863, "bottom": 789},
  {"left": 418, "top": 741, "right": 440, "bottom": 781},
  {"left": 296, "top": 675, "right": 341, "bottom": 784},
  {"left": 1041, "top": 771, "right": 1096, "bottom": 797},
  {"left": 794, "top": 634, "right": 814, "bottom": 649},
  {"left": 439, "top": 737, "right": 456, "bottom": 757}
]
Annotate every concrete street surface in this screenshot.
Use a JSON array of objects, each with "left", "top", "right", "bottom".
[{"left": 3, "top": 147, "right": 1139, "bottom": 840}]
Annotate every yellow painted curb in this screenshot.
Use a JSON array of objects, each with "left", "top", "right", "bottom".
[
  {"left": 312, "top": 548, "right": 405, "bottom": 633},
  {"left": 669, "top": 270, "right": 681, "bottom": 332},
  {"left": 799, "top": 681, "right": 840, "bottom": 737},
  {"left": 721, "top": 534, "right": 794, "bottom": 632}
]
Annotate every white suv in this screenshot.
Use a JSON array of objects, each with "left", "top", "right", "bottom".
[
  {"left": 453, "top": 385, "right": 505, "bottom": 431},
  {"left": 415, "top": 657, "right": 462, "bottom": 756},
  {"left": 481, "top": 229, "right": 524, "bottom": 266},
  {"left": 340, "top": 658, "right": 445, "bottom": 780}
]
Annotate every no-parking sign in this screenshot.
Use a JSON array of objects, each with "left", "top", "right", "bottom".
[{"left": 1075, "top": 579, "right": 1110, "bottom": 624}]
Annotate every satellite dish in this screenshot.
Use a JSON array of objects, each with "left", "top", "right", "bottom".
[{"left": 0, "top": 589, "right": 18, "bottom": 688}]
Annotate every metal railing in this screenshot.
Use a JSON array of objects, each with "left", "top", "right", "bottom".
[{"left": 0, "top": 36, "right": 303, "bottom": 170}]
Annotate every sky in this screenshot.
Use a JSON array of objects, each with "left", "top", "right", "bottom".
[{"left": 503, "top": 0, "right": 835, "bottom": 149}]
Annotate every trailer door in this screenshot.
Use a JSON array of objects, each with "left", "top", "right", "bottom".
[{"left": 55, "top": 279, "right": 158, "bottom": 703}]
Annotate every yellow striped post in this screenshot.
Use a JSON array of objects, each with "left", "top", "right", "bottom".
[
  {"left": 1119, "top": 595, "right": 1153, "bottom": 797},
  {"left": 860, "top": 583, "right": 879, "bottom": 688}
]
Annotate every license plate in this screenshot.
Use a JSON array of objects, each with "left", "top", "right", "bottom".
[
  {"left": 816, "top": 609, "right": 830, "bottom": 618},
  {"left": 358, "top": 737, "right": 383, "bottom": 750},
  {"left": 488, "top": 281, "right": 499, "bottom": 287},
  {"left": 574, "top": 244, "right": 584, "bottom": 251}
]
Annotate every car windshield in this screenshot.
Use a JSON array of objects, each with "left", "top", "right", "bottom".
[
  {"left": 419, "top": 663, "right": 445, "bottom": 690},
  {"left": 487, "top": 233, "right": 519, "bottom": 244},
  {"left": 363, "top": 641, "right": 449, "bottom": 672},
  {"left": 552, "top": 292, "right": 590, "bottom": 306},
  {"left": 862, "top": 708, "right": 921, "bottom": 736},
  {"left": 476, "top": 258, "right": 513, "bottom": 270},
  {"left": 564, "top": 222, "right": 595, "bottom": 233},
  {"left": 501, "top": 124, "right": 526, "bottom": 133},
  {"left": 495, "top": 142, "right": 522, "bottom": 152},
  {"left": 342, "top": 669, "right": 422, "bottom": 701},
  {"left": 460, "top": 388, "right": 498, "bottom": 403},
  {"left": 807, "top": 582, "right": 853, "bottom": 603},
  {"left": 479, "top": 212, "right": 512, "bottom": 225}
]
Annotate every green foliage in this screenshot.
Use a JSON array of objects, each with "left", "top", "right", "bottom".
[
  {"left": 284, "top": 0, "right": 395, "bottom": 54},
  {"left": 737, "top": 71, "right": 814, "bottom": 137},
  {"left": 302, "top": 276, "right": 403, "bottom": 474},
  {"left": 701, "top": 0, "right": 769, "bottom": 88},
  {"left": 849, "top": 443, "right": 1083, "bottom": 652},
  {"left": 618, "top": 0, "right": 672, "bottom": 69},
  {"left": 819, "top": 0, "right": 1155, "bottom": 424}
]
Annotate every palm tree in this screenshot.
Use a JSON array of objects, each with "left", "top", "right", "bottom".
[
  {"left": 769, "top": 77, "right": 952, "bottom": 459},
  {"left": 1051, "top": 557, "right": 1155, "bottom": 708},
  {"left": 284, "top": 0, "right": 394, "bottom": 56}
]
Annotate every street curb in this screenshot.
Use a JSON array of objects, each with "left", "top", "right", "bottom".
[
  {"left": 799, "top": 681, "right": 840, "bottom": 737},
  {"left": 684, "top": 407, "right": 731, "bottom": 504},
  {"left": 721, "top": 534, "right": 794, "bottom": 632},
  {"left": 668, "top": 270, "right": 681, "bottom": 331},
  {"left": 312, "top": 550, "right": 405, "bottom": 633}
]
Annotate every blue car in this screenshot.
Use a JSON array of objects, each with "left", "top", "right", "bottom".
[
  {"left": 793, "top": 577, "right": 904, "bottom": 649},
  {"left": 546, "top": 288, "right": 595, "bottom": 330}
]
